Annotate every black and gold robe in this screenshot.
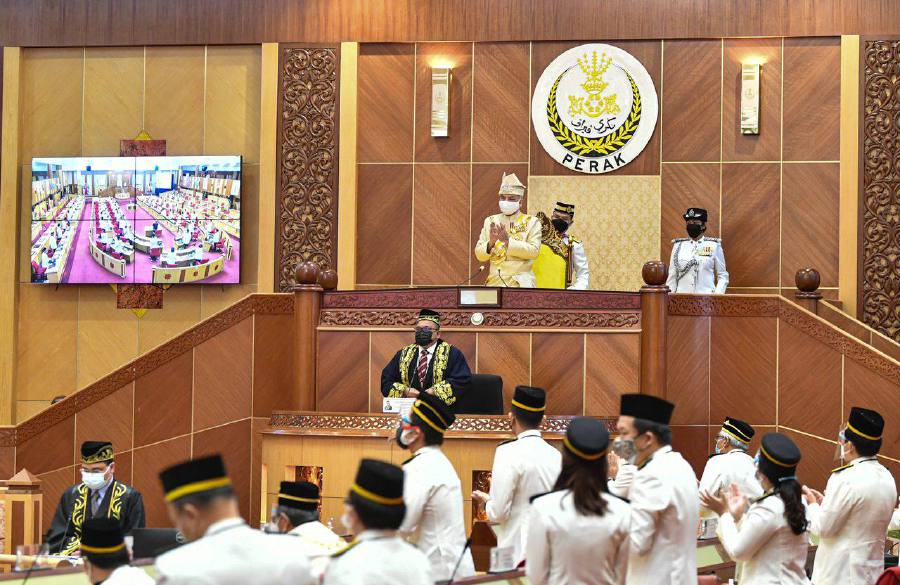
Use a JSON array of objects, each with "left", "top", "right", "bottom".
[
  {"left": 46, "top": 480, "right": 146, "bottom": 555},
  {"left": 380, "top": 340, "right": 472, "bottom": 406}
]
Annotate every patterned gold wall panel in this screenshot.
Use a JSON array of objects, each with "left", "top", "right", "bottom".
[
  {"left": 19, "top": 48, "right": 83, "bottom": 160},
  {"left": 144, "top": 47, "right": 205, "bottom": 154},
  {"left": 239, "top": 163, "right": 260, "bottom": 284},
  {"left": 76, "top": 286, "right": 139, "bottom": 389},
  {"left": 528, "top": 175, "right": 661, "bottom": 291},
  {"left": 83, "top": 47, "right": 143, "bottom": 156},
  {"left": 205, "top": 45, "right": 262, "bottom": 163}
]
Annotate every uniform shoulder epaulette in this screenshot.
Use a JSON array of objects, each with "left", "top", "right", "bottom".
[
  {"left": 671, "top": 237, "right": 689, "bottom": 244},
  {"left": 497, "top": 438, "right": 517, "bottom": 447},
  {"left": 330, "top": 539, "right": 360, "bottom": 558},
  {"left": 529, "top": 490, "right": 554, "bottom": 504},
  {"left": 707, "top": 452, "right": 724, "bottom": 460},
  {"left": 705, "top": 237, "right": 721, "bottom": 242},
  {"left": 402, "top": 454, "right": 419, "bottom": 466},
  {"left": 831, "top": 463, "right": 852, "bottom": 474}
]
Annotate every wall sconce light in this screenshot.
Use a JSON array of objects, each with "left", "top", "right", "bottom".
[
  {"left": 740, "top": 63, "right": 760, "bottom": 135},
  {"left": 431, "top": 67, "right": 452, "bottom": 137}
]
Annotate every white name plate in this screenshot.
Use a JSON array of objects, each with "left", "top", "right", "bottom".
[{"left": 382, "top": 397, "right": 416, "bottom": 417}]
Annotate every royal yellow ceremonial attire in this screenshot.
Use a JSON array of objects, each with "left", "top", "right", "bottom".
[
  {"left": 474, "top": 212, "right": 541, "bottom": 287},
  {"left": 532, "top": 212, "right": 589, "bottom": 289}
]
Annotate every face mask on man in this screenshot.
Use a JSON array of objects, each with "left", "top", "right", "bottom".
[
  {"left": 395, "top": 426, "right": 418, "bottom": 450},
  {"left": 414, "top": 328, "right": 433, "bottom": 347},
  {"left": 499, "top": 200, "right": 520, "bottom": 216},
  {"left": 612, "top": 437, "right": 637, "bottom": 465},
  {"left": 81, "top": 469, "right": 109, "bottom": 491},
  {"left": 551, "top": 218, "right": 569, "bottom": 234},
  {"left": 686, "top": 223, "right": 704, "bottom": 239}
]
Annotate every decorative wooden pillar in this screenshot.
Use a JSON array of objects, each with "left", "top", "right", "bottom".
[
  {"left": 795, "top": 267, "right": 823, "bottom": 314},
  {"left": 639, "top": 261, "right": 669, "bottom": 398},
  {"left": 0, "top": 469, "right": 42, "bottom": 554},
  {"left": 292, "top": 262, "right": 323, "bottom": 410}
]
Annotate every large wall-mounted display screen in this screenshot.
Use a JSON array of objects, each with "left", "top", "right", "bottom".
[{"left": 29, "top": 156, "right": 241, "bottom": 285}]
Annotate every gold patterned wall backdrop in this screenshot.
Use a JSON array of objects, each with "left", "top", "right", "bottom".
[{"left": 528, "top": 176, "right": 661, "bottom": 291}]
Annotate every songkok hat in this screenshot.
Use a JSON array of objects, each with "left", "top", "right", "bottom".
[
  {"left": 410, "top": 392, "right": 455, "bottom": 435},
  {"left": 159, "top": 454, "right": 233, "bottom": 503},
  {"left": 683, "top": 208, "right": 708, "bottom": 222},
  {"left": 81, "top": 441, "right": 114, "bottom": 465},
  {"left": 845, "top": 406, "right": 884, "bottom": 443},
  {"left": 499, "top": 172, "right": 526, "bottom": 196},
  {"left": 349, "top": 459, "right": 404, "bottom": 511},
  {"left": 417, "top": 309, "right": 441, "bottom": 328},
  {"left": 721, "top": 417, "right": 754, "bottom": 445},
  {"left": 278, "top": 481, "right": 320, "bottom": 511},
  {"left": 757, "top": 433, "right": 801, "bottom": 484},
  {"left": 80, "top": 518, "right": 127, "bottom": 560},
  {"left": 554, "top": 201, "right": 576, "bottom": 216},
  {"left": 511, "top": 385, "right": 546, "bottom": 414},
  {"left": 563, "top": 417, "right": 609, "bottom": 461},
  {"left": 620, "top": 394, "right": 675, "bottom": 425}
]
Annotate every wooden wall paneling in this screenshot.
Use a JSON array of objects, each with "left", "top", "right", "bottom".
[
  {"left": 472, "top": 42, "right": 530, "bottom": 163},
  {"left": 721, "top": 163, "right": 780, "bottom": 287},
  {"left": 136, "top": 286, "right": 202, "bottom": 356},
  {"left": 36, "top": 467, "right": 75, "bottom": 535},
  {"left": 369, "top": 331, "right": 409, "bottom": 412},
  {"left": 204, "top": 45, "right": 262, "bottom": 161},
  {"left": 476, "top": 332, "right": 531, "bottom": 412},
  {"left": 871, "top": 333, "right": 900, "bottom": 363},
  {"left": 584, "top": 333, "right": 640, "bottom": 417},
  {"left": 670, "top": 425, "right": 710, "bottom": 478},
  {"left": 74, "top": 382, "right": 134, "bottom": 453},
  {"left": 253, "top": 314, "right": 298, "bottom": 416},
  {"left": 114, "top": 450, "right": 133, "bottom": 487},
  {"left": 722, "top": 38, "right": 782, "bottom": 161},
  {"left": 709, "top": 317, "right": 777, "bottom": 425},
  {"left": 82, "top": 47, "right": 143, "bottom": 156},
  {"left": 879, "top": 457, "right": 900, "bottom": 498},
  {"left": 0, "top": 446, "right": 15, "bottom": 480},
  {"left": 357, "top": 44, "right": 415, "bottom": 162},
  {"left": 783, "top": 38, "right": 841, "bottom": 161},
  {"left": 528, "top": 41, "right": 578, "bottom": 176},
  {"left": 17, "top": 417, "right": 75, "bottom": 475},
  {"left": 131, "top": 436, "right": 191, "bottom": 527},
  {"left": 19, "top": 48, "right": 83, "bottom": 160},
  {"left": 412, "top": 164, "right": 471, "bottom": 285},
  {"left": 531, "top": 333, "right": 584, "bottom": 415},
  {"left": 439, "top": 332, "right": 477, "bottom": 371},
  {"left": 193, "top": 317, "right": 253, "bottom": 431},
  {"left": 275, "top": 45, "right": 340, "bottom": 290},
  {"left": 193, "top": 419, "right": 253, "bottom": 521},
  {"left": 144, "top": 47, "right": 205, "bottom": 155},
  {"left": 781, "top": 163, "right": 840, "bottom": 286},
  {"left": 355, "top": 164, "right": 413, "bottom": 285},
  {"left": 660, "top": 163, "right": 720, "bottom": 262},
  {"left": 778, "top": 428, "right": 834, "bottom": 492},
  {"left": 414, "top": 42, "right": 473, "bottom": 162},
  {"left": 842, "top": 358, "right": 900, "bottom": 460},
  {"left": 778, "top": 321, "right": 842, "bottom": 436},
  {"left": 661, "top": 40, "right": 721, "bottom": 163},
  {"left": 470, "top": 163, "right": 528, "bottom": 284},
  {"left": 133, "top": 351, "right": 193, "bottom": 447},
  {"left": 666, "top": 316, "right": 710, "bottom": 425},
  {"left": 302, "top": 436, "right": 392, "bottom": 498},
  {"left": 16, "top": 286, "right": 78, "bottom": 401},
  {"left": 316, "top": 331, "right": 369, "bottom": 412},
  {"left": 76, "top": 286, "right": 139, "bottom": 390}
]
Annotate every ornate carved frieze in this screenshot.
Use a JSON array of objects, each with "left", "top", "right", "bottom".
[
  {"left": 268, "top": 412, "right": 617, "bottom": 433},
  {"left": 321, "top": 288, "right": 641, "bottom": 310},
  {"left": 319, "top": 309, "right": 640, "bottom": 329},
  {"left": 667, "top": 295, "right": 780, "bottom": 317},
  {"left": 862, "top": 40, "right": 900, "bottom": 342},
  {"left": 276, "top": 46, "right": 340, "bottom": 292},
  {"left": 323, "top": 289, "right": 460, "bottom": 309}
]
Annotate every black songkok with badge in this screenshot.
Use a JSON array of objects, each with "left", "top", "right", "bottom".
[
  {"left": 82, "top": 441, "right": 114, "bottom": 465},
  {"left": 620, "top": 393, "right": 675, "bottom": 425},
  {"left": 563, "top": 417, "right": 609, "bottom": 462},
  {"left": 757, "top": 432, "right": 801, "bottom": 484},
  {"left": 721, "top": 417, "right": 755, "bottom": 445},
  {"left": 80, "top": 517, "right": 128, "bottom": 568},
  {"left": 348, "top": 459, "right": 406, "bottom": 529},
  {"left": 554, "top": 201, "right": 576, "bottom": 217},
  {"left": 418, "top": 309, "right": 441, "bottom": 329},
  {"left": 684, "top": 208, "right": 708, "bottom": 223},
  {"left": 844, "top": 406, "right": 884, "bottom": 445},
  {"left": 511, "top": 385, "right": 547, "bottom": 415},
  {"left": 159, "top": 454, "right": 233, "bottom": 503},
  {"left": 278, "top": 481, "right": 320, "bottom": 512}
]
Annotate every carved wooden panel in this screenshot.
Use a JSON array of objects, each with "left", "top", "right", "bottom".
[
  {"left": 862, "top": 40, "right": 900, "bottom": 341},
  {"left": 319, "top": 309, "right": 641, "bottom": 329},
  {"left": 276, "top": 45, "right": 340, "bottom": 291}
]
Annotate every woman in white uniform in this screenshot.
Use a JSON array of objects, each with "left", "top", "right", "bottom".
[
  {"left": 526, "top": 417, "right": 631, "bottom": 585},
  {"left": 701, "top": 432, "right": 810, "bottom": 585}
]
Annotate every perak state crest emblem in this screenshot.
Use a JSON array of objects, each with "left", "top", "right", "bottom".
[{"left": 532, "top": 43, "right": 659, "bottom": 174}]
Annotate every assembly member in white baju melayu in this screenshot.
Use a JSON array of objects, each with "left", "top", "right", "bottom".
[{"left": 699, "top": 417, "right": 763, "bottom": 506}]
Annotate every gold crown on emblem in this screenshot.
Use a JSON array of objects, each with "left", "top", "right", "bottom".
[{"left": 577, "top": 51, "right": 613, "bottom": 95}]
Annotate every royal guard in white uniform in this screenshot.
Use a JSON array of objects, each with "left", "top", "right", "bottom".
[
  {"left": 616, "top": 394, "right": 699, "bottom": 585},
  {"left": 526, "top": 417, "right": 631, "bottom": 585},
  {"left": 666, "top": 207, "right": 729, "bottom": 294},
  {"left": 700, "top": 417, "right": 763, "bottom": 506},
  {"left": 397, "top": 393, "right": 475, "bottom": 581},
  {"left": 471, "top": 386, "right": 562, "bottom": 566},
  {"left": 702, "top": 433, "right": 811, "bottom": 585},
  {"left": 155, "top": 454, "right": 314, "bottom": 585},
  {"left": 804, "top": 407, "right": 898, "bottom": 585},
  {"left": 80, "top": 518, "right": 153, "bottom": 585},
  {"left": 267, "top": 480, "right": 343, "bottom": 577},
  {"left": 323, "top": 459, "right": 432, "bottom": 585}
]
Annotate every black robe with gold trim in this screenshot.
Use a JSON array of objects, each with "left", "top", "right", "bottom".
[
  {"left": 380, "top": 339, "right": 472, "bottom": 406},
  {"left": 46, "top": 480, "right": 146, "bottom": 555}
]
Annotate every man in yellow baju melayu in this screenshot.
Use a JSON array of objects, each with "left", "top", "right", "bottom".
[
  {"left": 533, "top": 201, "right": 590, "bottom": 289},
  {"left": 474, "top": 173, "right": 541, "bottom": 287}
]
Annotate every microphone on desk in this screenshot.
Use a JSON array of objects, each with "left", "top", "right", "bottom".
[
  {"left": 447, "top": 536, "right": 473, "bottom": 584},
  {"left": 454, "top": 265, "right": 486, "bottom": 287}
]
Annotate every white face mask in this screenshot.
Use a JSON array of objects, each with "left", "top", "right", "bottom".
[
  {"left": 81, "top": 469, "right": 109, "bottom": 491},
  {"left": 839, "top": 442, "right": 846, "bottom": 461},
  {"left": 399, "top": 429, "right": 418, "bottom": 448},
  {"left": 340, "top": 512, "right": 354, "bottom": 534},
  {"left": 499, "top": 200, "right": 520, "bottom": 216}
]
